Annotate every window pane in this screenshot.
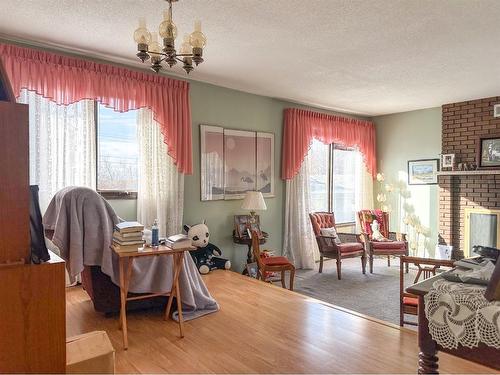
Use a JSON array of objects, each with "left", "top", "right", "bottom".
[
  {"left": 332, "top": 147, "right": 361, "bottom": 223},
  {"left": 97, "top": 105, "right": 138, "bottom": 191},
  {"left": 308, "top": 139, "right": 329, "bottom": 212}
]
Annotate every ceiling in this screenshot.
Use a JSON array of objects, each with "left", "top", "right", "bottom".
[{"left": 1, "top": 0, "right": 500, "bottom": 116}]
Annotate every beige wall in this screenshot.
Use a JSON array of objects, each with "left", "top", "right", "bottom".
[{"left": 372, "top": 107, "right": 442, "bottom": 256}]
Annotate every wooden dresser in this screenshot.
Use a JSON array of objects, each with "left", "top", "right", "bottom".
[{"left": 0, "top": 60, "right": 66, "bottom": 372}]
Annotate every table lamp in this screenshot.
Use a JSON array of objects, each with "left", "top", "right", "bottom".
[{"left": 241, "top": 191, "right": 267, "bottom": 223}]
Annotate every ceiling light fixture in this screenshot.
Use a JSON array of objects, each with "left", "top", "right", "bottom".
[{"left": 133, "top": 0, "right": 206, "bottom": 74}]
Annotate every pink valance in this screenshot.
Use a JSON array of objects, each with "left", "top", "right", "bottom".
[
  {"left": 0, "top": 43, "right": 192, "bottom": 174},
  {"left": 282, "top": 108, "right": 376, "bottom": 179}
]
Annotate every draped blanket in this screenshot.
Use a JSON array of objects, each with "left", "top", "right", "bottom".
[{"left": 43, "top": 187, "right": 218, "bottom": 321}]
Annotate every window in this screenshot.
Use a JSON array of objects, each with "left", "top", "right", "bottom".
[
  {"left": 307, "top": 139, "right": 363, "bottom": 223},
  {"left": 97, "top": 105, "right": 139, "bottom": 197}
]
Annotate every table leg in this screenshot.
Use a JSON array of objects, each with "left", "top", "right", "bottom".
[
  {"left": 417, "top": 295, "right": 439, "bottom": 374},
  {"left": 174, "top": 253, "right": 185, "bottom": 338},
  {"left": 165, "top": 254, "right": 179, "bottom": 321},
  {"left": 118, "top": 257, "right": 130, "bottom": 350}
]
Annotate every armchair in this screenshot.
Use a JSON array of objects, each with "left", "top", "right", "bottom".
[
  {"left": 357, "top": 209, "right": 409, "bottom": 274},
  {"left": 309, "top": 212, "right": 365, "bottom": 280}
]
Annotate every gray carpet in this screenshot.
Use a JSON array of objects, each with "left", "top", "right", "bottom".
[{"left": 294, "top": 257, "right": 417, "bottom": 326}]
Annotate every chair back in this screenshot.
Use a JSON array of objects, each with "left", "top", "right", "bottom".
[
  {"left": 357, "top": 209, "right": 389, "bottom": 238},
  {"left": 251, "top": 230, "right": 264, "bottom": 269},
  {"left": 309, "top": 212, "right": 336, "bottom": 236}
]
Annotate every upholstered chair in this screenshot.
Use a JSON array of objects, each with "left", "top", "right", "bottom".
[
  {"left": 309, "top": 212, "right": 365, "bottom": 280},
  {"left": 357, "top": 209, "right": 409, "bottom": 273}
]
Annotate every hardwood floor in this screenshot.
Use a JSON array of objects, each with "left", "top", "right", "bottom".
[{"left": 67, "top": 270, "right": 494, "bottom": 373}]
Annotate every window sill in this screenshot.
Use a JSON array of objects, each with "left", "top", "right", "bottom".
[{"left": 98, "top": 190, "right": 137, "bottom": 200}]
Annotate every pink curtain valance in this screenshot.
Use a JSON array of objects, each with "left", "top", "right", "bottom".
[
  {"left": 281, "top": 108, "right": 376, "bottom": 179},
  {"left": 0, "top": 43, "right": 192, "bottom": 174}
]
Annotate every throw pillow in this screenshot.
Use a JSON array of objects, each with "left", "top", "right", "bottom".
[{"left": 320, "top": 227, "right": 341, "bottom": 244}]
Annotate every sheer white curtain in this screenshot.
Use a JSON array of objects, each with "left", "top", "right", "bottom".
[
  {"left": 137, "top": 108, "right": 184, "bottom": 237},
  {"left": 283, "top": 151, "right": 320, "bottom": 269},
  {"left": 19, "top": 90, "right": 96, "bottom": 212}
]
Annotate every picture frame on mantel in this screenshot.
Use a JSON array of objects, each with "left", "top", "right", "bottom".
[
  {"left": 407, "top": 159, "right": 439, "bottom": 185},
  {"left": 477, "top": 133, "right": 500, "bottom": 169}
]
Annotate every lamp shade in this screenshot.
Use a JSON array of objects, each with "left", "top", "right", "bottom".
[{"left": 241, "top": 191, "right": 267, "bottom": 211}]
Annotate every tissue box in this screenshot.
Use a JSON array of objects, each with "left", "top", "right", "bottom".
[{"left": 66, "top": 331, "right": 115, "bottom": 374}]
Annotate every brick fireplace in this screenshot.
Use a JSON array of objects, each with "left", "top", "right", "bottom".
[{"left": 439, "top": 96, "right": 500, "bottom": 258}]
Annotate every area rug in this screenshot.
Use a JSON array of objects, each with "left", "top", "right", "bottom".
[{"left": 294, "top": 257, "right": 417, "bottom": 326}]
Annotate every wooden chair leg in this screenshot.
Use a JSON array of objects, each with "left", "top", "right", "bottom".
[
  {"left": 369, "top": 254, "right": 374, "bottom": 274},
  {"left": 361, "top": 254, "right": 366, "bottom": 274},
  {"left": 336, "top": 259, "right": 342, "bottom": 280},
  {"left": 280, "top": 270, "right": 286, "bottom": 288},
  {"left": 289, "top": 267, "right": 295, "bottom": 291},
  {"left": 319, "top": 255, "right": 324, "bottom": 273},
  {"left": 388, "top": 255, "right": 391, "bottom": 267},
  {"left": 405, "top": 261, "right": 409, "bottom": 273}
]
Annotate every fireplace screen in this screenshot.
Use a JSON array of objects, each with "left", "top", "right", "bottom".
[{"left": 465, "top": 209, "right": 500, "bottom": 257}]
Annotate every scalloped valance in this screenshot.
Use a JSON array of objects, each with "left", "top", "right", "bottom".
[
  {"left": 0, "top": 43, "right": 192, "bottom": 174},
  {"left": 281, "top": 108, "right": 376, "bottom": 179}
]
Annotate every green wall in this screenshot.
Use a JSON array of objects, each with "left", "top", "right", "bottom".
[
  {"left": 110, "top": 79, "right": 363, "bottom": 272},
  {"left": 372, "top": 107, "right": 442, "bottom": 257}
]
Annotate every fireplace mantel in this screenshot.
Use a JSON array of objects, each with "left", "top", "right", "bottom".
[{"left": 437, "top": 170, "right": 500, "bottom": 176}]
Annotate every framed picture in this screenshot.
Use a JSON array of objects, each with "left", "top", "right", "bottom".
[
  {"left": 246, "top": 262, "right": 258, "bottom": 278},
  {"left": 200, "top": 125, "right": 224, "bottom": 201},
  {"left": 407, "top": 159, "right": 439, "bottom": 185},
  {"left": 224, "top": 129, "right": 256, "bottom": 200},
  {"left": 256, "top": 132, "right": 275, "bottom": 197},
  {"left": 234, "top": 215, "right": 261, "bottom": 239},
  {"left": 477, "top": 134, "right": 500, "bottom": 169},
  {"left": 441, "top": 153, "right": 455, "bottom": 170}
]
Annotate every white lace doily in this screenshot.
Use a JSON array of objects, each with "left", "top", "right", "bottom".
[{"left": 424, "top": 279, "right": 500, "bottom": 349}]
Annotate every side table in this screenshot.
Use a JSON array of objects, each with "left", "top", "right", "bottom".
[{"left": 112, "top": 244, "right": 194, "bottom": 350}]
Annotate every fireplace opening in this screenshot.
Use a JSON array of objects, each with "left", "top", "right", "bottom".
[{"left": 464, "top": 208, "right": 500, "bottom": 257}]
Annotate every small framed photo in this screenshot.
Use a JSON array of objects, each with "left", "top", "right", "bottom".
[
  {"left": 246, "top": 262, "right": 258, "bottom": 278},
  {"left": 441, "top": 153, "right": 455, "bottom": 170},
  {"left": 408, "top": 159, "right": 439, "bottom": 185},
  {"left": 477, "top": 134, "right": 500, "bottom": 169}
]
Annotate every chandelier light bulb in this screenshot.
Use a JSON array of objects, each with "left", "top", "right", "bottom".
[
  {"left": 149, "top": 32, "right": 161, "bottom": 54},
  {"left": 159, "top": 9, "right": 178, "bottom": 39},
  {"left": 133, "top": 17, "right": 152, "bottom": 45},
  {"left": 180, "top": 34, "right": 192, "bottom": 55},
  {"left": 189, "top": 20, "right": 207, "bottom": 48}
]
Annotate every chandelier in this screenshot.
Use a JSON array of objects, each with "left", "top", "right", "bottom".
[{"left": 133, "top": 0, "right": 207, "bottom": 74}]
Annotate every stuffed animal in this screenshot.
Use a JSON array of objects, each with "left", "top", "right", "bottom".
[{"left": 184, "top": 221, "right": 231, "bottom": 274}]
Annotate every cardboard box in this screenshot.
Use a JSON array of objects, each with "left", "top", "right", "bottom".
[{"left": 66, "top": 331, "right": 115, "bottom": 374}]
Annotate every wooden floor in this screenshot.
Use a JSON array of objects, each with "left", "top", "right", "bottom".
[{"left": 67, "top": 270, "right": 495, "bottom": 374}]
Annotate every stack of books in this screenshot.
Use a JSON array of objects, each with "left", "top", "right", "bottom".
[
  {"left": 165, "top": 234, "right": 192, "bottom": 249},
  {"left": 111, "top": 221, "right": 145, "bottom": 253}
]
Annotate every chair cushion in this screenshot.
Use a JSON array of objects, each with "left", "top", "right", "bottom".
[
  {"left": 403, "top": 296, "right": 419, "bottom": 307},
  {"left": 337, "top": 242, "right": 364, "bottom": 254},
  {"left": 261, "top": 256, "right": 292, "bottom": 266},
  {"left": 371, "top": 240, "right": 406, "bottom": 251}
]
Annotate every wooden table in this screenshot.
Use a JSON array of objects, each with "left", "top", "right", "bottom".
[
  {"left": 112, "top": 245, "right": 194, "bottom": 349},
  {"left": 407, "top": 272, "right": 500, "bottom": 374}
]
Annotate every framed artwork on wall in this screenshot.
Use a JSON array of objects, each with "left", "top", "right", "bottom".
[
  {"left": 256, "top": 132, "right": 275, "bottom": 197},
  {"left": 407, "top": 159, "right": 439, "bottom": 185},
  {"left": 441, "top": 153, "right": 455, "bottom": 170},
  {"left": 200, "top": 125, "right": 224, "bottom": 201},
  {"left": 477, "top": 133, "right": 500, "bottom": 169},
  {"left": 224, "top": 129, "right": 256, "bottom": 200}
]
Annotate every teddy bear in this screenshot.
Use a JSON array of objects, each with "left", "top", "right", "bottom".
[{"left": 184, "top": 221, "right": 231, "bottom": 274}]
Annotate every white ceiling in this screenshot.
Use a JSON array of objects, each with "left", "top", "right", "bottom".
[{"left": 1, "top": 0, "right": 500, "bottom": 116}]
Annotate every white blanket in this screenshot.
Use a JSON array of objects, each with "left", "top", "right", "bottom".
[{"left": 43, "top": 186, "right": 219, "bottom": 320}]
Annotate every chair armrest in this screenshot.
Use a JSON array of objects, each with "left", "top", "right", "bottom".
[
  {"left": 337, "top": 232, "right": 362, "bottom": 243},
  {"left": 389, "top": 232, "right": 407, "bottom": 242}
]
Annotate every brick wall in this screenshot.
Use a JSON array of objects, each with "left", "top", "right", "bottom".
[{"left": 439, "top": 97, "right": 500, "bottom": 258}]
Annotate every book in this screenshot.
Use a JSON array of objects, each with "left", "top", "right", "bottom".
[
  {"left": 165, "top": 234, "right": 192, "bottom": 249},
  {"left": 111, "top": 243, "right": 142, "bottom": 253},
  {"left": 113, "top": 232, "right": 143, "bottom": 243},
  {"left": 112, "top": 238, "right": 145, "bottom": 246},
  {"left": 115, "top": 221, "right": 144, "bottom": 233},
  {"left": 113, "top": 230, "right": 144, "bottom": 240}
]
